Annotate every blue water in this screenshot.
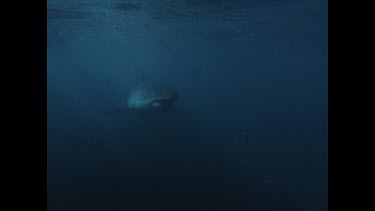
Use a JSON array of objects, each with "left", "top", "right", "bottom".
[{"left": 47, "top": 0, "right": 328, "bottom": 210}]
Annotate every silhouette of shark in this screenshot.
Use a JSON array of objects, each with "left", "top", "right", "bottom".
[{"left": 103, "top": 84, "right": 179, "bottom": 116}]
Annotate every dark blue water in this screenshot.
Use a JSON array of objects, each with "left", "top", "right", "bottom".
[{"left": 47, "top": 0, "right": 328, "bottom": 210}]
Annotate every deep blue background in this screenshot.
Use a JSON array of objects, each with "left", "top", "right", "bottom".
[{"left": 47, "top": 0, "right": 327, "bottom": 210}]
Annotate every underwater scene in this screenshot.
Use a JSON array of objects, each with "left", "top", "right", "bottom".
[{"left": 47, "top": 0, "right": 328, "bottom": 210}]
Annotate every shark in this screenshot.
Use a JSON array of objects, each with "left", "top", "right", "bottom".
[{"left": 103, "top": 84, "right": 179, "bottom": 115}]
